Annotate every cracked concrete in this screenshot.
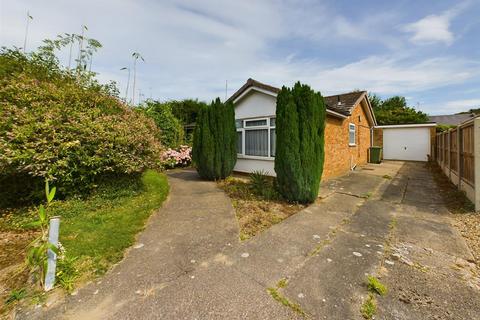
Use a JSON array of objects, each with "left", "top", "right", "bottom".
[{"left": 18, "top": 162, "right": 480, "bottom": 319}]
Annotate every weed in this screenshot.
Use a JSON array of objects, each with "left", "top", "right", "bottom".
[
  {"left": 360, "top": 293, "right": 377, "bottom": 319},
  {"left": 267, "top": 287, "right": 306, "bottom": 316},
  {"left": 56, "top": 255, "right": 78, "bottom": 293},
  {"left": 309, "top": 238, "right": 332, "bottom": 256},
  {"left": 382, "top": 175, "right": 392, "bottom": 180},
  {"left": 250, "top": 170, "right": 270, "bottom": 194},
  {"left": 388, "top": 218, "right": 397, "bottom": 230},
  {"left": 6, "top": 288, "right": 27, "bottom": 305},
  {"left": 366, "top": 275, "right": 387, "bottom": 296},
  {"left": 362, "top": 192, "right": 373, "bottom": 199},
  {"left": 277, "top": 278, "right": 288, "bottom": 288}
]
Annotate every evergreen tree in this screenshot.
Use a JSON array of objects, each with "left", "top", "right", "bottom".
[
  {"left": 275, "top": 82, "right": 326, "bottom": 203},
  {"left": 192, "top": 98, "right": 236, "bottom": 180}
]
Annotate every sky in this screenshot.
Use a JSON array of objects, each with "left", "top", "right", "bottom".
[{"left": 1, "top": 0, "right": 480, "bottom": 115}]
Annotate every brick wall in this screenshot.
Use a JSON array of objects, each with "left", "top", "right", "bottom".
[{"left": 323, "top": 100, "right": 372, "bottom": 180}]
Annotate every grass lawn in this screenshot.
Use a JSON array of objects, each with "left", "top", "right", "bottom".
[
  {"left": 217, "top": 175, "right": 306, "bottom": 240},
  {"left": 0, "top": 170, "right": 169, "bottom": 309}
]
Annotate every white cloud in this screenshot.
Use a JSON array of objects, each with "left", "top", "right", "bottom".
[
  {"left": 249, "top": 55, "right": 479, "bottom": 97},
  {"left": 403, "top": 15, "right": 454, "bottom": 45},
  {"left": 402, "top": 1, "right": 471, "bottom": 45},
  {"left": 1, "top": 0, "right": 478, "bottom": 106}
]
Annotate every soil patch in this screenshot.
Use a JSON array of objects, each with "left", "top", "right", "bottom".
[{"left": 217, "top": 177, "right": 306, "bottom": 240}]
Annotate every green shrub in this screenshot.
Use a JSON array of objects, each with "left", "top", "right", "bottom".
[
  {"left": 192, "top": 98, "right": 236, "bottom": 180},
  {"left": 275, "top": 82, "right": 326, "bottom": 203},
  {"left": 0, "top": 47, "right": 163, "bottom": 205},
  {"left": 144, "top": 100, "right": 184, "bottom": 148}
]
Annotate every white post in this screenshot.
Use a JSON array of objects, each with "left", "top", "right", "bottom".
[{"left": 45, "top": 217, "right": 60, "bottom": 291}]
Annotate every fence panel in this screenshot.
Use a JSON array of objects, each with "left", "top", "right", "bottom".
[
  {"left": 450, "top": 129, "right": 458, "bottom": 172},
  {"left": 460, "top": 124, "right": 475, "bottom": 185}
]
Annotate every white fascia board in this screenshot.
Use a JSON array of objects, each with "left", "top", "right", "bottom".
[
  {"left": 375, "top": 123, "right": 437, "bottom": 129},
  {"left": 326, "top": 109, "right": 348, "bottom": 119},
  {"left": 233, "top": 87, "right": 277, "bottom": 104}
]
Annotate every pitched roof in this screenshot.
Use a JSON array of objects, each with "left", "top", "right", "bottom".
[
  {"left": 428, "top": 113, "right": 475, "bottom": 126},
  {"left": 228, "top": 78, "right": 367, "bottom": 117},
  {"left": 323, "top": 91, "right": 367, "bottom": 116}
]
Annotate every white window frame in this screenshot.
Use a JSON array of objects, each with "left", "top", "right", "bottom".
[
  {"left": 349, "top": 123, "right": 356, "bottom": 146},
  {"left": 236, "top": 116, "right": 275, "bottom": 160}
]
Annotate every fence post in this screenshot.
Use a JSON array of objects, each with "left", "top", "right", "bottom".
[
  {"left": 447, "top": 130, "right": 451, "bottom": 178},
  {"left": 457, "top": 127, "right": 461, "bottom": 182},
  {"left": 474, "top": 118, "right": 480, "bottom": 211}
]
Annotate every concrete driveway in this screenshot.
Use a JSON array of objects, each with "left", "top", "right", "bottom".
[{"left": 24, "top": 162, "right": 480, "bottom": 319}]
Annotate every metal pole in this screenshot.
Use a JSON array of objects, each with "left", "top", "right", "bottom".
[{"left": 45, "top": 216, "right": 60, "bottom": 291}]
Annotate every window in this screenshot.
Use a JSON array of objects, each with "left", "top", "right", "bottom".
[
  {"left": 245, "top": 129, "right": 268, "bottom": 156},
  {"left": 236, "top": 131, "right": 243, "bottom": 154},
  {"left": 236, "top": 117, "right": 276, "bottom": 158},
  {"left": 349, "top": 123, "right": 356, "bottom": 146}
]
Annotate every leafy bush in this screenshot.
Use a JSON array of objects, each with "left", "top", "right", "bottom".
[
  {"left": 192, "top": 98, "right": 236, "bottom": 180},
  {"left": 0, "top": 46, "right": 163, "bottom": 205},
  {"left": 144, "top": 100, "right": 184, "bottom": 148},
  {"left": 249, "top": 170, "right": 278, "bottom": 199},
  {"left": 161, "top": 145, "right": 192, "bottom": 169},
  {"left": 369, "top": 94, "right": 428, "bottom": 125},
  {"left": 275, "top": 82, "right": 326, "bottom": 203}
]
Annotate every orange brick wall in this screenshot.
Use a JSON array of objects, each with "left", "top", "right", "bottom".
[
  {"left": 323, "top": 100, "right": 372, "bottom": 180},
  {"left": 373, "top": 128, "right": 383, "bottom": 147}
]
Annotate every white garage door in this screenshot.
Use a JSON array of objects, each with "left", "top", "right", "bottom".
[{"left": 383, "top": 128, "right": 431, "bottom": 161}]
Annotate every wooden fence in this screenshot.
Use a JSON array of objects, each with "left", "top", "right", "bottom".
[{"left": 434, "top": 117, "right": 480, "bottom": 211}]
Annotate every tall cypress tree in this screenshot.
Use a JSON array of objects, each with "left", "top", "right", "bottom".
[
  {"left": 275, "top": 82, "right": 325, "bottom": 203},
  {"left": 192, "top": 98, "right": 236, "bottom": 180}
]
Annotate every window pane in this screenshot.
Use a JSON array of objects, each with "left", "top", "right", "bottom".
[
  {"left": 349, "top": 127, "right": 355, "bottom": 144},
  {"left": 245, "top": 129, "right": 268, "bottom": 156},
  {"left": 235, "top": 120, "right": 243, "bottom": 129},
  {"left": 270, "top": 128, "right": 276, "bottom": 157},
  {"left": 270, "top": 118, "right": 276, "bottom": 127},
  {"left": 237, "top": 131, "right": 242, "bottom": 154},
  {"left": 245, "top": 119, "right": 267, "bottom": 127}
]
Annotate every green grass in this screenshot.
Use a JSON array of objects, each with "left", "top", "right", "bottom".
[
  {"left": 1, "top": 170, "right": 169, "bottom": 281},
  {"left": 360, "top": 293, "right": 377, "bottom": 319},
  {"left": 366, "top": 275, "right": 387, "bottom": 296}
]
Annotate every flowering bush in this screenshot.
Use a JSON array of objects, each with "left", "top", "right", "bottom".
[
  {"left": 161, "top": 145, "right": 192, "bottom": 169},
  {"left": 0, "top": 47, "right": 163, "bottom": 205}
]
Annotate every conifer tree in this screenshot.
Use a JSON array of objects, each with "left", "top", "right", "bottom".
[
  {"left": 275, "top": 82, "right": 326, "bottom": 203},
  {"left": 193, "top": 98, "right": 236, "bottom": 180}
]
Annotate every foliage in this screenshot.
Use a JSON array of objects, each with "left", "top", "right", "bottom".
[
  {"left": 366, "top": 275, "right": 387, "bottom": 296},
  {"left": 25, "top": 181, "right": 58, "bottom": 288},
  {"left": 360, "top": 293, "right": 377, "bottom": 319},
  {"left": 249, "top": 170, "right": 278, "bottom": 200},
  {"left": 5, "top": 288, "right": 27, "bottom": 305},
  {"left": 144, "top": 100, "right": 184, "bottom": 148},
  {"left": 0, "top": 45, "right": 163, "bottom": 205},
  {"left": 436, "top": 124, "right": 456, "bottom": 132},
  {"left": 56, "top": 255, "right": 78, "bottom": 293},
  {"left": 168, "top": 99, "right": 207, "bottom": 125},
  {"left": 161, "top": 145, "right": 192, "bottom": 169},
  {"left": 192, "top": 98, "right": 237, "bottom": 180},
  {"left": 275, "top": 82, "right": 326, "bottom": 203},
  {"left": 249, "top": 170, "right": 270, "bottom": 195},
  {"left": 369, "top": 94, "right": 428, "bottom": 125}
]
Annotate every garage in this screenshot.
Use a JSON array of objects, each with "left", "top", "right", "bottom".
[{"left": 376, "top": 124, "right": 436, "bottom": 161}]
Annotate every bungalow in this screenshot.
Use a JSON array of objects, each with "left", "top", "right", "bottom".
[{"left": 228, "top": 78, "right": 377, "bottom": 180}]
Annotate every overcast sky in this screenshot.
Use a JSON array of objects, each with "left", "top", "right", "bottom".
[{"left": 1, "top": 0, "right": 480, "bottom": 115}]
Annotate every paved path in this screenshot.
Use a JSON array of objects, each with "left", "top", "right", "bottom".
[{"left": 26, "top": 163, "right": 480, "bottom": 319}]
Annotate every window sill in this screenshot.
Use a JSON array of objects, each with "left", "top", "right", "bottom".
[
  {"left": 349, "top": 144, "right": 357, "bottom": 147},
  {"left": 237, "top": 154, "right": 275, "bottom": 161}
]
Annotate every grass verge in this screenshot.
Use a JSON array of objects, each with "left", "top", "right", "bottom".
[
  {"left": 217, "top": 176, "right": 305, "bottom": 240},
  {"left": 0, "top": 170, "right": 169, "bottom": 310}
]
